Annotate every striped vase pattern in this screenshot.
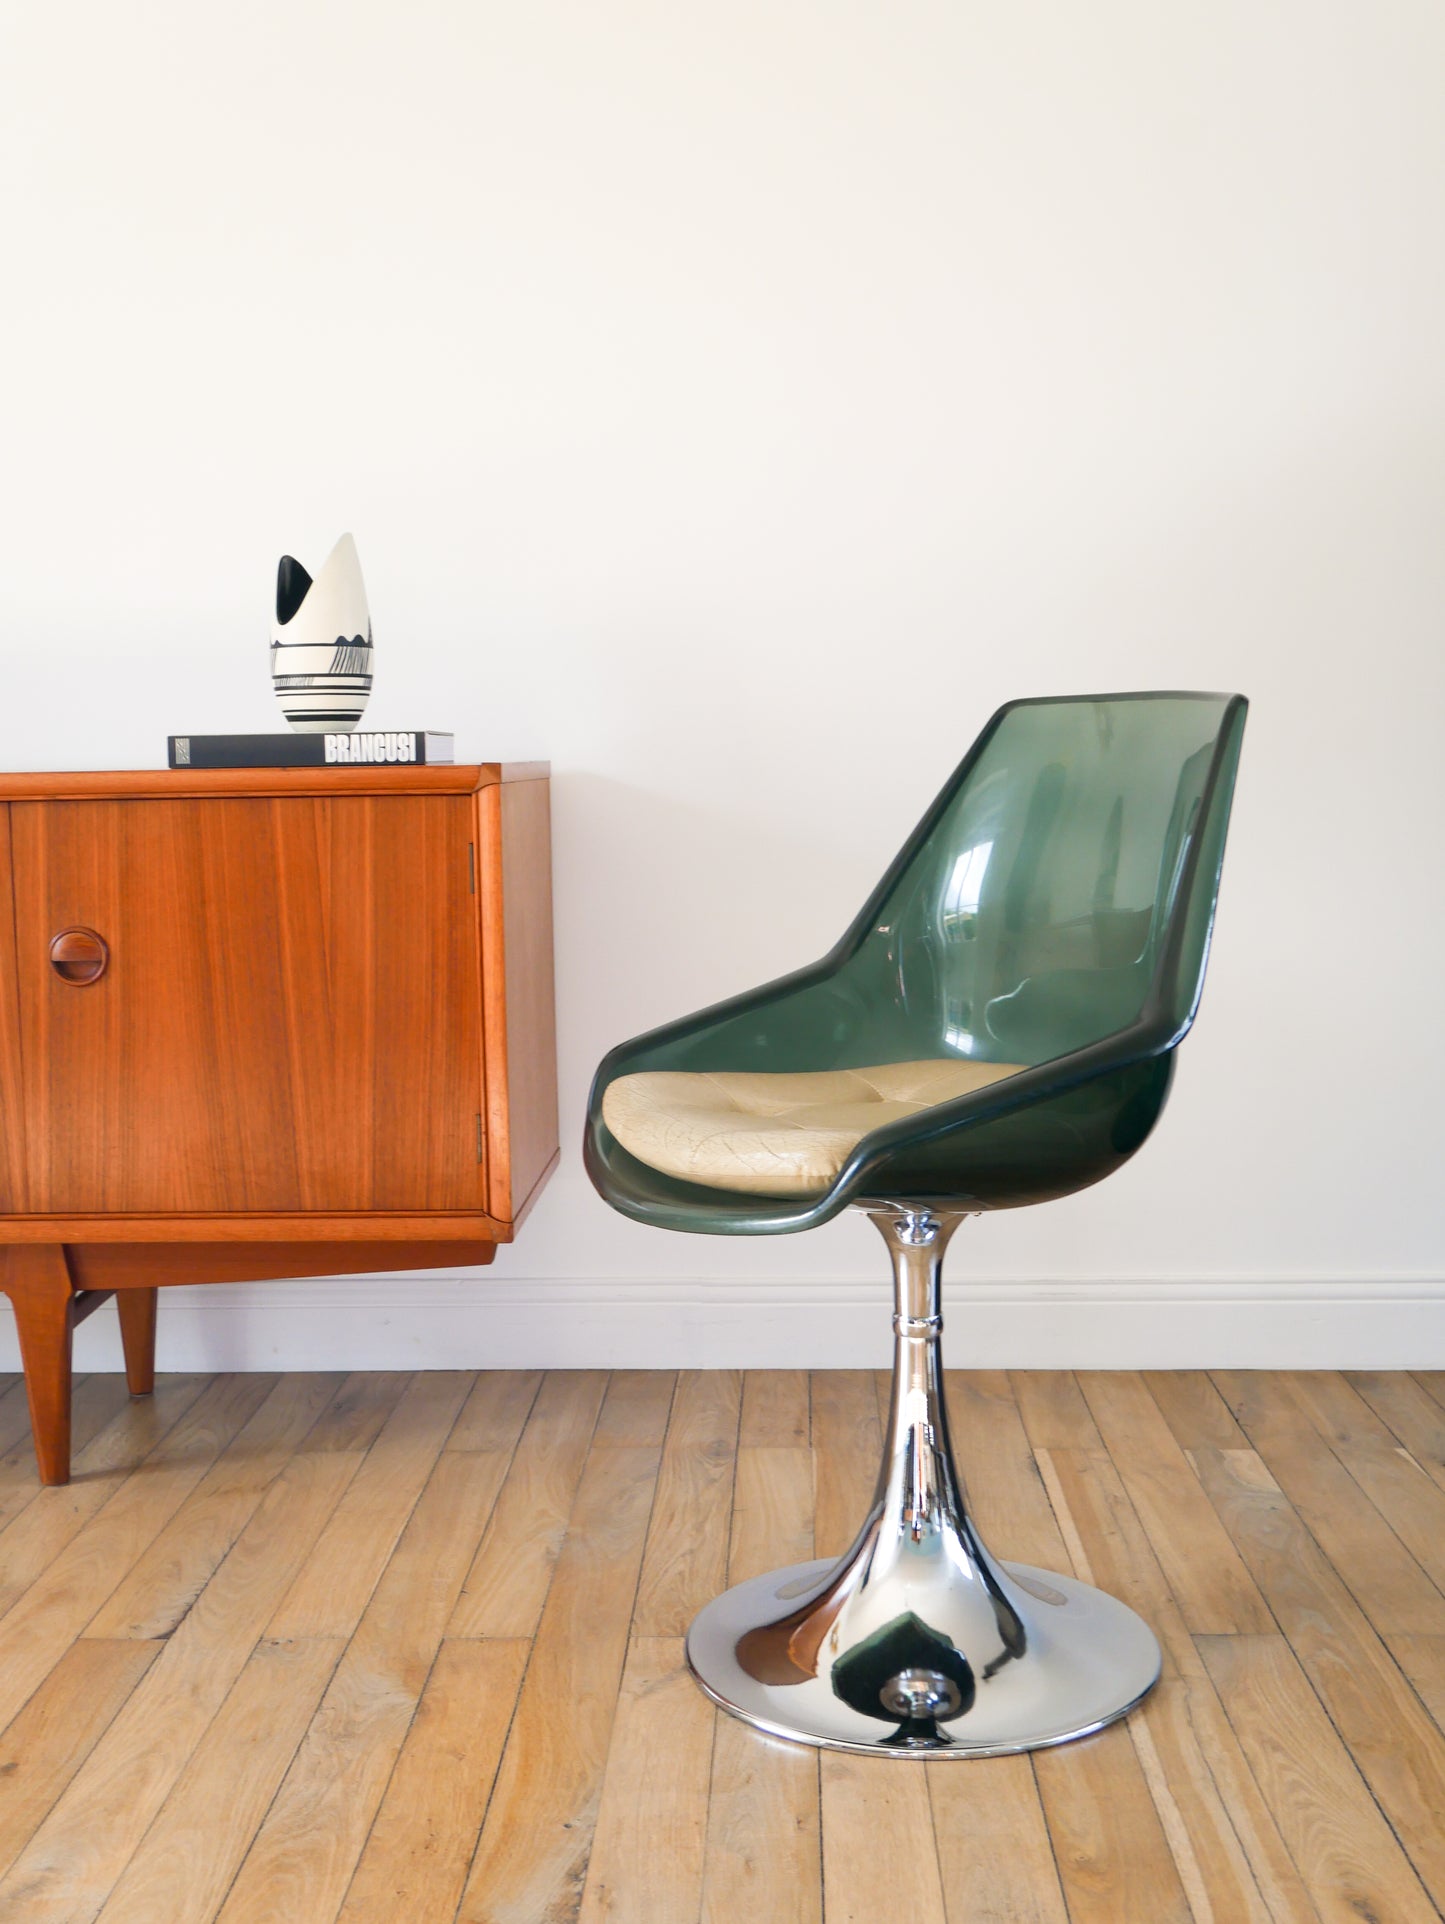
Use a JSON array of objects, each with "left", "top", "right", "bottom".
[{"left": 270, "top": 533, "right": 374, "bottom": 732}]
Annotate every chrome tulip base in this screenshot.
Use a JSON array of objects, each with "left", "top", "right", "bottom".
[{"left": 685, "top": 1205, "right": 1161, "bottom": 1757}]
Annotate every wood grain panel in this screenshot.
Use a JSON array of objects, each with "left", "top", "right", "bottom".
[
  {"left": 477, "top": 775, "right": 558, "bottom": 1223},
  {"left": 0, "top": 806, "right": 28, "bottom": 1212},
  {"left": 2, "top": 1213, "right": 506, "bottom": 1241},
  {"left": 65, "top": 1240, "right": 495, "bottom": 1292},
  {"left": 0, "top": 764, "right": 547, "bottom": 802},
  {"left": 9, "top": 795, "right": 484, "bottom": 1214}
]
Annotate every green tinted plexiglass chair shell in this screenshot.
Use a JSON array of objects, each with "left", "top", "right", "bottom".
[{"left": 585, "top": 691, "right": 1247, "bottom": 1756}]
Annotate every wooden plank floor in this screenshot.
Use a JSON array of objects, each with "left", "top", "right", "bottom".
[{"left": 0, "top": 1367, "right": 1442, "bottom": 1922}]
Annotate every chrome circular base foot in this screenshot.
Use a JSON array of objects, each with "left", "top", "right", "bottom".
[{"left": 686, "top": 1556, "right": 1161, "bottom": 1758}]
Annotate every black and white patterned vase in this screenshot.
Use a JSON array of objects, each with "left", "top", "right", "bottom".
[{"left": 270, "top": 533, "right": 374, "bottom": 732}]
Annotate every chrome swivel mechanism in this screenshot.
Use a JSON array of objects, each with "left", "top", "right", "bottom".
[{"left": 686, "top": 1205, "right": 1161, "bottom": 1756}]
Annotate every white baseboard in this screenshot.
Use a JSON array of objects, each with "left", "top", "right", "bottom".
[{"left": 1, "top": 1274, "right": 1441, "bottom": 1372}]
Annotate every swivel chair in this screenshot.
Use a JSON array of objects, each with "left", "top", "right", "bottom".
[{"left": 585, "top": 690, "right": 1247, "bottom": 1756}]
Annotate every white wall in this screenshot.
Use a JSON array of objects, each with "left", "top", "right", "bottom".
[{"left": 2, "top": 0, "right": 1442, "bottom": 1369}]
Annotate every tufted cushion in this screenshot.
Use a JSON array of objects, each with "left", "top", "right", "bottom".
[{"left": 601, "top": 1058, "right": 1027, "bottom": 1199}]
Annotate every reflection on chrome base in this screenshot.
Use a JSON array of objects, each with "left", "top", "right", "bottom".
[{"left": 685, "top": 1204, "right": 1161, "bottom": 1757}]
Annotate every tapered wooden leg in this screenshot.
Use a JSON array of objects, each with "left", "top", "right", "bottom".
[
  {"left": 116, "top": 1288, "right": 158, "bottom": 1396},
  {"left": 3, "top": 1245, "right": 78, "bottom": 1486}
]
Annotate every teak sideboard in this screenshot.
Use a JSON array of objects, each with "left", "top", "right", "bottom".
[{"left": 0, "top": 762, "right": 558, "bottom": 1482}]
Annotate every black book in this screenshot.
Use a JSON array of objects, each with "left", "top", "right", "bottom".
[{"left": 168, "top": 731, "right": 455, "bottom": 769}]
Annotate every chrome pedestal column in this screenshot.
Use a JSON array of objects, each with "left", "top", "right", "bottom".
[{"left": 686, "top": 1204, "right": 1160, "bottom": 1756}]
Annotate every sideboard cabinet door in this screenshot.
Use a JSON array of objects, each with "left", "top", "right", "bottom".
[{"left": 8, "top": 794, "right": 486, "bottom": 1214}]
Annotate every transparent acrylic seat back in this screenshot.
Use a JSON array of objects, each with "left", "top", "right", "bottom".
[{"left": 586, "top": 691, "right": 1247, "bottom": 1233}]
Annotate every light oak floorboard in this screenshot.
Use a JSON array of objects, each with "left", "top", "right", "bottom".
[
  {"left": 1346, "top": 1368, "right": 1445, "bottom": 1494},
  {"left": 593, "top": 1368, "right": 676, "bottom": 1448},
  {"left": 0, "top": 1639, "right": 161, "bottom": 1884},
  {"left": 634, "top": 1370, "right": 743, "bottom": 1637},
  {"left": 1189, "top": 1440, "right": 1445, "bottom": 1900},
  {"left": 943, "top": 1368, "right": 1071, "bottom": 1568},
  {"left": 822, "top": 1753, "right": 947, "bottom": 1924},
  {"left": 0, "top": 1375, "right": 135, "bottom": 1528},
  {"left": 0, "top": 1440, "right": 365, "bottom": 1924},
  {"left": 92, "top": 1634, "right": 344, "bottom": 1924},
  {"left": 578, "top": 1638, "right": 714, "bottom": 1923},
  {"left": 810, "top": 1370, "right": 881, "bottom": 1559},
  {"left": 1386, "top": 1634, "right": 1445, "bottom": 1731},
  {"left": 929, "top": 1756, "right": 1069, "bottom": 1924},
  {"left": 1211, "top": 1368, "right": 1445, "bottom": 1639},
  {"left": 268, "top": 1370, "right": 476, "bottom": 1640},
  {"left": 701, "top": 1441, "right": 820, "bottom": 1924},
  {"left": 447, "top": 1368, "right": 609, "bottom": 1639},
  {"left": 726, "top": 1446, "right": 814, "bottom": 1585},
  {"left": 0, "top": 1369, "right": 1439, "bottom": 1922},
  {"left": 1033, "top": 1729, "right": 1193, "bottom": 1924},
  {"left": 1039, "top": 1446, "right": 1317, "bottom": 1924},
  {"left": 455, "top": 1439, "right": 663, "bottom": 1924},
  {"left": 1201, "top": 1633, "right": 1440, "bottom": 1924},
  {"left": 1078, "top": 1370, "right": 1274, "bottom": 1634},
  {"left": 0, "top": 1375, "right": 274, "bottom": 1730},
  {"left": 1143, "top": 1369, "right": 1251, "bottom": 1452},
  {"left": 215, "top": 1449, "right": 509, "bottom": 1924},
  {"left": 446, "top": 1368, "right": 540, "bottom": 1451},
  {"left": 87, "top": 1372, "right": 342, "bottom": 1639},
  {"left": 0, "top": 1373, "right": 217, "bottom": 1615},
  {"left": 333, "top": 1639, "right": 528, "bottom": 1924},
  {"left": 1275, "top": 1370, "right": 1445, "bottom": 1596},
  {"left": 299, "top": 1369, "right": 415, "bottom": 1454},
  {"left": 740, "top": 1369, "right": 810, "bottom": 1448}
]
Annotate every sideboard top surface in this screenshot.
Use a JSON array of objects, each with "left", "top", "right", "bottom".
[{"left": 0, "top": 762, "right": 549, "bottom": 802}]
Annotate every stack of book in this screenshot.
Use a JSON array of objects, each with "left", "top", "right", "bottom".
[{"left": 168, "top": 731, "right": 454, "bottom": 769}]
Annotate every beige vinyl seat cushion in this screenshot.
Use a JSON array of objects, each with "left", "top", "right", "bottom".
[{"left": 601, "top": 1058, "right": 1027, "bottom": 1199}]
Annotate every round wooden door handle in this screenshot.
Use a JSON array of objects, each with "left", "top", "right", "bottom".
[{"left": 49, "top": 927, "right": 110, "bottom": 985}]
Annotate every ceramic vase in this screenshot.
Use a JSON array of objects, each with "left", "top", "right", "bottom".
[{"left": 270, "top": 533, "right": 373, "bottom": 732}]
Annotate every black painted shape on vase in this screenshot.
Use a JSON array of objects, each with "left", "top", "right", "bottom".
[{"left": 275, "top": 555, "right": 313, "bottom": 625}]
